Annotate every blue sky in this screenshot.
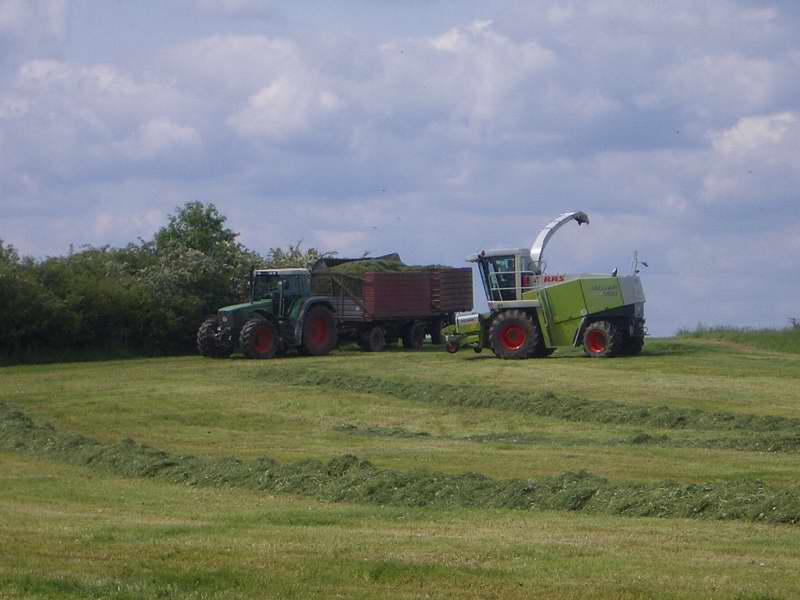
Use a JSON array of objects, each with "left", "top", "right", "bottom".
[{"left": 1, "top": 1, "right": 798, "bottom": 335}]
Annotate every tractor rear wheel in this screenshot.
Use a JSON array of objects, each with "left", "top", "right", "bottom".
[
  {"left": 489, "top": 310, "right": 541, "bottom": 359},
  {"left": 583, "top": 321, "right": 623, "bottom": 358},
  {"left": 302, "top": 306, "right": 338, "bottom": 356},
  {"left": 240, "top": 318, "right": 279, "bottom": 359},
  {"left": 196, "top": 317, "right": 232, "bottom": 358},
  {"left": 358, "top": 326, "right": 386, "bottom": 352},
  {"left": 402, "top": 321, "right": 427, "bottom": 350}
]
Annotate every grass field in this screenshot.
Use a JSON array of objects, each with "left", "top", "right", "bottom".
[{"left": 2, "top": 336, "right": 800, "bottom": 598}]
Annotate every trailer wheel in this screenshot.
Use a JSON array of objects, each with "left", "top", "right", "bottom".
[
  {"left": 489, "top": 310, "right": 541, "bottom": 359},
  {"left": 402, "top": 321, "right": 427, "bottom": 350},
  {"left": 622, "top": 335, "right": 644, "bottom": 356},
  {"left": 302, "top": 305, "right": 338, "bottom": 356},
  {"left": 583, "top": 321, "right": 622, "bottom": 358},
  {"left": 358, "top": 326, "right": 386, "bottom": 352},
  {"left": 428, "top": 318, "right": 444, "bottom": 345},
  {"left": 196, "top": 316, "right": 233, "bottom": 358},
  {"left": 240, "top": 318, "right": 279, "bottom": 359}
]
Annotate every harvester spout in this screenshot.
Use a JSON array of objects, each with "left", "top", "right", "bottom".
[{"left": 530, "top": 211, "right": 590, "bottom": 273}]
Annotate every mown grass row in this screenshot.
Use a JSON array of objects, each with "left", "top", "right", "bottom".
[
  {"left": 335, "top": 423, "right": 800, "bottom": 454},
  {"left": 2, "top": 401, "right": 800, "bottom": 525},
  {"left": 258, "top": 366, "right": 800, "bottom": 432}
]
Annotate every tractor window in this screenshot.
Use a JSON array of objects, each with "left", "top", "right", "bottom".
[{"left": 253, "top": 274, "right": 281, "bottom": 300}]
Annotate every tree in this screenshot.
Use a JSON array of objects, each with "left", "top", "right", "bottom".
[{"left": 154, "top": 202, "right": 239, "bottom": 257}]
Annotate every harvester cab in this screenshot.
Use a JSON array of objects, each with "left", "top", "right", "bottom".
[{"left": 448, "top": 211, "right": 646, "bottom": 358}]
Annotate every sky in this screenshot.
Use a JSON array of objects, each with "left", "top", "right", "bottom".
[{"left": 1, "top": 0, "right": 799, "bottom": 335}]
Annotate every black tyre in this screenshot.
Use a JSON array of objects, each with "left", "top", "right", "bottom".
[
  {"left": 196, "top": 317, "right": 232, "bottom": 358},
  {"left": 489, "top": 309, "right": 541, "bottom": 359},
  {"left": 240, "top": 318, "right": 279, "bottom": 359},
  {"left": 583, "top": 321, "right": 623, "bottom": 358},
  {"left": 402, "top": 320, "right": 427, "bottom": 350},
  {"left": 428, "top": 318, "right": 444, "bottom": 345},
  {"left": 302, "top": 305, "right": 338, "bottom": 356},
  {"left": 358, "top": 326, "right": 386, "bottom": 352},
  {"left": 622, "top": 336, "right": 644, "bottom": 356}
]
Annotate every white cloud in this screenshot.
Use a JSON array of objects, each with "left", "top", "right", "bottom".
[
  {"left": 704, "top": 112, "right": 800, "bottom": 202},
  {"left": 113, "top": 118, "right": 200, "bottom": 160},
  {"left": 227, "top": 77, "right": 342, "bottom": 140},
  {"left": 165, "top": 35, "right": 304, "bottom": 94},
  {"left": 190, "top": 0, "right": 272, "bottom": 18}
]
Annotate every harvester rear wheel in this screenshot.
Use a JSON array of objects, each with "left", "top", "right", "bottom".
[
  {"left": 196, "top": 316, "right": 232, "bottom": 358},
  {"left": 489, "top": 310, "right": 541, "bottom": 359},
  {"left": 622, "top": 335, "right": 644, "bottom": 356},
  {"left": 358, "top": 326, "right": 386, "bottom": 352},
  {"left": 302, "top": 306, "right": 338, "bottom": 356},
  {"left": 402, "top": 321, "right": 427, "bottom": 350},
  {"left": 240, "top": 318, "right": 279, "bottom": 359},
  {"left": 583, "top": 321, "right": 622, "bottom": 358}
]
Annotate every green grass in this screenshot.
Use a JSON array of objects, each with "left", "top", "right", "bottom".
[
  {"left": 1, "top": 336, "right": 800, "bottom": 597},
  {"left": 678, "top": 324, "right": 800, "bottom": 354}
]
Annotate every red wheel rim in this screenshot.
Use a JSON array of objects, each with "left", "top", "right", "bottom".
[
  {"left": 586, "top": 329, "right": 607, "bottom": 354},
  {"left": 500, "top": 324, "right": 527, "bottom": 351},
  {"left": 255, "top": 327, "right": 273, "bottom": 354},
  {"left": 309, "top": 317, "right": 328, "bottom": 346}
]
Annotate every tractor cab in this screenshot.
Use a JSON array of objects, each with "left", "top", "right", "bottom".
[{"left": 250, "top": 268, "right": 311, "bottom": 318}]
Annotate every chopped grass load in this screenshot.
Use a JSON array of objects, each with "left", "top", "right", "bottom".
[{"left": 3, "top": 401, "right": 800, "bottom": 525}]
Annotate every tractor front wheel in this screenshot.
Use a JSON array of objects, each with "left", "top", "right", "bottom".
[
  {"left": 302, "top": 305, "right": 338, "bottom": 356},
  {"left": 358, "top": 326, "right": 386, "bottom": 352},
  {"left": 489, "top": 310, "right": 541, "bottom": 359},
  {"left": 402, "top": 321, "right": 427, "bottom": 350},
  {"left": 196, "top": 316, "right": 232, "bottom": 358},
  {"left": 583, "top": 321, "right": 622, "bottom": 358},
  {"left": 240, "top": 318, "right": 279, "bottom": 359}
]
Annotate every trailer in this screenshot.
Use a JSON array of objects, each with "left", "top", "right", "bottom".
[{"left": 197, "top": 256, "right": 473, "bottom": 358}]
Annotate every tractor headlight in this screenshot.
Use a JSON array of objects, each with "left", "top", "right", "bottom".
[{"left": 221, "top": 314, "right": 229, "bottom": 323}]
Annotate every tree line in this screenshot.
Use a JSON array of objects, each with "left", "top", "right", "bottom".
[{"left": 0, "top": 202, "right": 324, "bottom": 364}]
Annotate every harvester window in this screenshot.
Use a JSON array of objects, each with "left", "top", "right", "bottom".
[{"left": 485, "top": 256, "right": 517, "bottom": 301}]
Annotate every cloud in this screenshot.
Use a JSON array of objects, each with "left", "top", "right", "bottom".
[
  {"left": 2, "top": 3, "right": 800, "bottom": 335},
  {"left": 228, "top": 78, "right": 342, "bottom": 140},
  {"left": 190, "top": 0, "right": 273, "bottom": 19},
  {"left": 703, "top": 112, "right": 800, "bottom": 203},
  {"left": 113, "top": 118, "right": 201, "bottom": 160}
]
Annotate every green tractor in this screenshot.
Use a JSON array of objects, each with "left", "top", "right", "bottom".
[
  {"left": 196, "top": 268, "right": 338, "bottom": 359},
  {"left": 445, "top": 211, "right": 647, "bottom": 358}
]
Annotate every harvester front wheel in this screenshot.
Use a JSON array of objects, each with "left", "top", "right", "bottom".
[
  {"left": 358, "top": 326, "right": 386, "bottom": 352},
  {"left": 489, "top": 310, "right": 541, "bottom": 359},
  {"left": 196, "top": 317, "right": 232, "bottom": 358},
  {"left": 240, "top": 318, "right": 279, "bottom": 359},
  {"left": 302, "top": 306, "right": 338, "bottom": 356},
  {"left": 583, "top": 321, "right": 622, "bottom": 358},
  {"left": 402, "top": 321, "right": 427, "bottom": 350}
]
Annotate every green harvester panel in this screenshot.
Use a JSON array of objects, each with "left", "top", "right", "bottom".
[
  {"left": 580, "top": 278, "right": 624, "bottom": 314},
  {"left": 542, "top": 281, "right": 586, "bottom": 323}
]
